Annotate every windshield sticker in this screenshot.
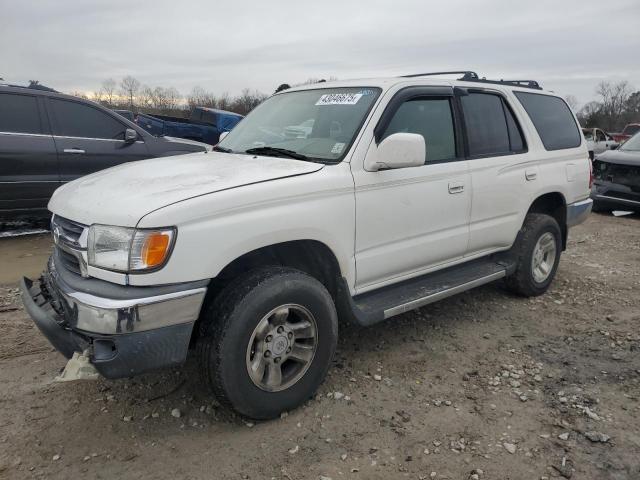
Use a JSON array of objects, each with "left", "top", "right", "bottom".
[
  {"left": 357, "top": 89, "right": 376, "bottom": 96},
  {"left": 331, "top": 143, "right": 345, "bottom": 154},
  {"left": 316, "top": 93, "right": 363, "bottom": 106}
]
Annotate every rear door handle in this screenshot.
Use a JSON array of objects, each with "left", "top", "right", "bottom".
[
  {"left": 63, "top": 148, "right": 85, "bottom": 154},
  {"left": 448, "top": 182, "right": 464, "bottom": 194},
  {"left": 525, "top": 169, "right": 537, "bottom": 181}
]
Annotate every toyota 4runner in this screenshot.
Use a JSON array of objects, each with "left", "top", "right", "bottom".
[{"left": 21, "top": 71, "right": 593, "bottom": 419}]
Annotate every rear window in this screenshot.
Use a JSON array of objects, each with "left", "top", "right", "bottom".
[
  {"left": 0, "top": 93, "right": 42, "bottom": 134},
  {"left": 460, "top": 92, "right": 526, "bottom": 157},
  {"left": 514, "top": 92, "right": 581, "bottom": 150}
]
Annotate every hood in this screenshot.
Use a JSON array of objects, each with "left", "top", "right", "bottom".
[
  {"left": 162, "top": 136, "right": 212, "bottom": 151},
  {"left": 596, "top": 149, "right": 640, "bottom": 166},
  {"left": 49, "top": 152, "right": 324, "bottom": 227}
]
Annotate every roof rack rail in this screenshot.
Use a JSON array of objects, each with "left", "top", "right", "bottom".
[
  {"left": 401, "top": 71, "right": 479, "bottom": 80},
  {"left": 400, "top": 71, "right": 542, "bottom": 90}
]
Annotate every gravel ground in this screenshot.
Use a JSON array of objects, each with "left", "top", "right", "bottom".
[{"left": 0, "top": 212, "right": 638, "bottom": 480}]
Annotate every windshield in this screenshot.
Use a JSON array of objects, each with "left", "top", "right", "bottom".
[
  {"left": 217, "top": 87, "right": 381, "bottom": 162},
  {"left": 620, "top": 131, "right": 640, "bottom": 151}
]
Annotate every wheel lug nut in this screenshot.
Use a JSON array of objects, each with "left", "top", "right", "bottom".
[
  {"left": 264, "top": 350, "right": 271, "bottom": 358},
  {"left": 265, "top": 335, "right": 273, "bottom": 342},
  {"left": 277, "top": 326, "right": 284, "bottom": 334},
  {"left": 274, "top": 357, "right": 281, "bottom": 364},
  {"left": 287, "top": 332, "right": 293, "bottom": 339}
]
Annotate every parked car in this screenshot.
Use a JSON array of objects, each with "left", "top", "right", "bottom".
[
  {"left": 591, "top": 131, "right": 640, "bottom": 213},
  {"left": 582, "top": 127, "right": 619, "bottom": 160},
  {"left": 136, "top": 107, "right": 243, "bottom": 145},
  {"left": 113, "top": 109, "right": 135, "bottom": 122},
  {"left": 0, "top": 85, "right": 210, "bottom": 219},
  {"left": 611, "top": 123, "right": 640, "bottom": 144},
  {"left": 21, "top": 71, "right": 592, "bottom": 420}
]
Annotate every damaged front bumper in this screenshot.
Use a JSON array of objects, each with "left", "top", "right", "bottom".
[{"left": 21, "top": 256, "right": 207, "bottom": 379}]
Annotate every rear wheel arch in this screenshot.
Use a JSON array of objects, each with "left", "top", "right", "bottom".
[{"left": 526, "top": 192, "right": 568, "bottom": 249}]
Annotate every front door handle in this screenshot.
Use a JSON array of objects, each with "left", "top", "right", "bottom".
[
  {"left": 63, "top": 148, "right": 85, "bottom": 154},
  {"left": 448, "top": 182, "right": 464, "bottom": 194}
]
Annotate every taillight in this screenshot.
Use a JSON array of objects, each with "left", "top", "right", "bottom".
[{"left": 588, "top": 157, "right": 594, "bottom": 188}]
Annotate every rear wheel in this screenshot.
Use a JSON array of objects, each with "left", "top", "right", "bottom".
[
  {"left": 505, "top": 213, "right": 562, "bottom": 297},
  {"left": 197, "top": 267, "right": 338, "bottom": 419}
]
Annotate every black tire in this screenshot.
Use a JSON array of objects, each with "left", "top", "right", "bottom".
[
  {"left": 505, "top": 213, "right": 562, "bottom": 297},
  {"left": 197, "top": 267, "right": 338, "bottom": 419}
]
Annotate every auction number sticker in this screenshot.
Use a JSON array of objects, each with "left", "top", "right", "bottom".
[{"left": 316, "top": 93, "right": 363, "bottom": 106}]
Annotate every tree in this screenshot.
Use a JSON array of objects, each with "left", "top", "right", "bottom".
[
  {"left": 101, "top": 78, "right": 117, "bottom": 107},
  {"left": 595, "top": 81, "right": 632, "bottom": 131},
  {"left": 120, "top": 75, "right": 140, "bottom": 110},
  {"left": 564, "top": 95, "right": 579, "bottom": 112}
]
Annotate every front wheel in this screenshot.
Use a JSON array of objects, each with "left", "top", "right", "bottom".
[
  {"left": 505, "top": 213, "right": 562, "bottom": 297},
  {"left": 197, "top": 267, "right": 338, "bottom": 419}
]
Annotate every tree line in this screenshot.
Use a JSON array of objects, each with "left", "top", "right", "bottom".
[
  {"left": 77, "top": 76, "right": 269, "bottom": 117},
  {"left": 576, "top": 81, "right": 640, "bottom": 133}
]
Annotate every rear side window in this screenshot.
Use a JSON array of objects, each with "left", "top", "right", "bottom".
[
  {"left": 0, "top": 93, "right": 42, "bottom": 134},
  {"left": 382, "top": 98, "right": 456, "bottom": 163},
  {"left": 50, "top": 99, "right": 126, "bottom": 139},
  {"left": 461, "top": 93, "right": 525, "bottom": 157},
  {"left": 514, "top": 92, "right": 581, "bottom": 150}
]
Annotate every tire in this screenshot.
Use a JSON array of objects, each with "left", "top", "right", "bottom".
[
  {"left": 505, "top": 213, "right": 562, "bottom": 297},
  {"left": 197, "top": 267, "right": 338, "bottom": 419}
]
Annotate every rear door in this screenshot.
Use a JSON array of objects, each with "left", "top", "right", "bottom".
[
  {"left": 46, "top": 97, "right": 150, "bottom": 182},
  {"left": 459, "top": 89, "right": 532, "bottom": 256},
  {"left": 0, "top": 91, "right": 59, "bottom": 214}
]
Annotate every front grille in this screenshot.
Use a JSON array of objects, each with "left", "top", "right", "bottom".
[
  {"left": 52, "top": 215, "right": 86, "bottom": 246},
  {"left": 56, "top": 248, "right": 83, "bottom": 275},
  {"left": 51, "top": 215, "right": 88, "bottom": 277}
]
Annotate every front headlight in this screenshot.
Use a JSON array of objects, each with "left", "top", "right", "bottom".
[{"left": 88, "top": 224, "right": 176, "bottom": 272}]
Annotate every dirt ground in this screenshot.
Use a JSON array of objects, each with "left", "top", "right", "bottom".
[{"left": 0, "top": 213, "right": 638, "bottom": 480}]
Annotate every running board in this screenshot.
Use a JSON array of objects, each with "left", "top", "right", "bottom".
[{"left": 348, "top": 257, "right": 514, "bottom": 326}]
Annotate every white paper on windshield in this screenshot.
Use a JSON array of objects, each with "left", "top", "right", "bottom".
[
  {"left": 316, "top": 93, "right": 363, "bottom": 106},
  {"left": 331, "top": 143, "right": 345, "bottom": 154}
]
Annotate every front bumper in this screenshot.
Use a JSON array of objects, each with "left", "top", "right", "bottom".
[
  {"left": 566, "top": 198, "right": 593, "bottom": 227},
  {"left": 591, "top": 182, "right": 640, "bottom": 211},
  {"left": 21, "top": 257, "right": 207, "bottom": 379}
]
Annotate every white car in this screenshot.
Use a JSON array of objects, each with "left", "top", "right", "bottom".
[
  {"left": 582, "top": 127, "right": 619, "bottom": 160},
  {"left": 22, "top": 71, "right": 592, "bottom": 419}
]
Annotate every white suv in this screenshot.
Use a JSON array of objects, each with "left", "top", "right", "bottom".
[{"left": 22, "top": 71, "right": 592, "bottom": 419}]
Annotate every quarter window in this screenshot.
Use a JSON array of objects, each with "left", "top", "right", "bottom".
[
  {"left": 0, "top": 93, "right": 42, "bottom": 134},
  {"left": 381, "top": 98, "right": 456, "bottom": 163},
  {"left": 514, "top": 92, "right": 581, "bottom": 150},
  {"left": 50, "top": 99, "right": 126, "bottom": 139},
  {"left": 461, "top": 93, "right": 525, "bottom": 156}
]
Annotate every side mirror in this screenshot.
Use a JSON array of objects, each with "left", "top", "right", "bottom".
[
  {"left": 218, "top": 131, "right": 229, "bottom": 142},
  {"left": 365, "top": 133, "right": 425, "bottom": 172},
  {"left": 124, "top": 128, "right": 138, "bottom": 143}
]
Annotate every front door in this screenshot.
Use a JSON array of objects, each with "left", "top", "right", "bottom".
[
  {"left": 0, "top": 92, "right": 59, "bottom": 214},
  {"left": 353, "top": 89, "right": 471, "bottom": 291},
  {"left": 46, "top": 97, "right": 149, "bottom": 183}
]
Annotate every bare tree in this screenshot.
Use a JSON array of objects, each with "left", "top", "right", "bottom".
[
  {"left": 595, "top": 81, "right": 633, "bottom": 131},
  {"left": 101, "top": 78, "right": 117, "bottom": 107},
  {"left": 564, "top": 95, "right": 579, "bottom": 112},
  {"left": 120, "top": 75, "right": 141, "bottom": 110},
  {"left": 232, "top": 88, "right": 267, "bottom": 115}
]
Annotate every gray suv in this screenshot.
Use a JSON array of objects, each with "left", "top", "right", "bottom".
[{"left": 0, "top": 85, "right": 209, "bottom": 219}]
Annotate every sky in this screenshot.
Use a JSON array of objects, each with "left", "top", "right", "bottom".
[{"left": 2, "top": 0, "right": 639, "bottom": 109}]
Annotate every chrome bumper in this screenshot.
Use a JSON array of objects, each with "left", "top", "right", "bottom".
[
  {"left": 45, "top": 258, "right": 206, "bottom": 335},
  {"left": 566, "top": 198, "right": 593, "bottom": 227}
]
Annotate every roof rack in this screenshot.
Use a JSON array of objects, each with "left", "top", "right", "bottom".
[{"left": 400, "top": 71, "right": 542, "bottom": 90}]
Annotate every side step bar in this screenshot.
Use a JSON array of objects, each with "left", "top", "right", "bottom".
[
  {"left": 383, "top": 270, "right": 506, "bottom": 319},
  {"left": 346, "top": 256, "right": 515, "bottom": 327}
]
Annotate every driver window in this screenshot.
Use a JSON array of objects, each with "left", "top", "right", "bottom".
[
  {"left": 50, "top": 99, "right": 126, "bottom": 140},
  {"left": 596, "top": 130, "right": 606, "bottom": 142},
  {"left": 381, "top": 98, "right": 456, "bottom": 163}
]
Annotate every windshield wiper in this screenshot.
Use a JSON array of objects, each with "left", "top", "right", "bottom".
[
  {"left": 213, "top": 145, "right": 233, "bottom": 153},
  {"left": 244, "top": 146, "right": 309, "bottom": 161}
]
